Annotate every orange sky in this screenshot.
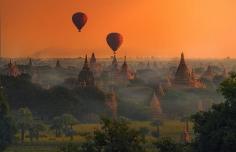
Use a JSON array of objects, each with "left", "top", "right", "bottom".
[{"left": 2, "top": 0, "right": 236, "bottom": 58}]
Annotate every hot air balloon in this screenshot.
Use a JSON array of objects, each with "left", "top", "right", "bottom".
[
  {"left": 106, "top": 33, "right": 123, "bottom": 54},
  {"left": 72, "top": 12, "right": 88, "bottom": 32}
]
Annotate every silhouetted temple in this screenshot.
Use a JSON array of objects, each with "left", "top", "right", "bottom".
[
  {"left": 174, "top": 53, "right": 204, "bottom": 88},
  {"left": 120, "top": 56, "right": 135, "bottom": 81},
  {"left": 78, "top": 55, "right": 95, "bottom": 88},
  {"left": 55, "top": 60, "right": 62, "bottom": 69},
  {"left": 28, "top": 58, "right": 33, "bottom": 67},
  {"left": 174, "top": 53, "right": 192, "bottom": 85},
  {"left": 90, "top": 53, "right": 96, "bottom": 66},
  {"left": 202, "top": 65, "right": 214, "bottom": 80},
  {"left": 111, "top": 55, "right": 119, "bottom": 72}
]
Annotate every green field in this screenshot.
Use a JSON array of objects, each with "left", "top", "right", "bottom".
[{"left": 5, "top": 120, "right": 191, "bottom": 152}]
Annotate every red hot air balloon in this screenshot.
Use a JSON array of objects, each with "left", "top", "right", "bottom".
[
  {"left": 106, "top": 33, "right": 123, "bottom": 53},
  {"left": 72, "top": 12, "right": 88, "bottom": 32}
]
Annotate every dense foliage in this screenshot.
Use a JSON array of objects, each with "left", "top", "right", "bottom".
[
  {"left": 79, "top": 118, "right": 146, "bottom": 152},
  {"left": 191, "top": 73, "right": 236, "bottom": 152},
  {"left": 0, "top": 88, "right": 16, "bottom": 152},
  {"left": 1, "top": 75, "right": 108, "bottom": 121}
]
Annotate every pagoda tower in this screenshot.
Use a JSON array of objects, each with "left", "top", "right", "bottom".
[
  {"left": 174, "top": 52, "right": 192, "bottom": 86},
  {"left": 28, "top": 58, "right": 33, "bottom": 67},
  {"left": 120, "top": 56, "right": 128, "bottom": 74},
  {"left": 90, "top": 53, "right": 96, "bottom": 66},
  {"left": 55, "top": 60, "right": 62, "bottom": 69},
  {"left": 111, "top": 55, "right": 118, "bottom": 71},
  {"left": 7, "top": 60, "right": 21, "bottom": 77},
  {"left": 78, "top": 55, "right": 95, "bottom": 88},
  {"left": 150, "top": 91, "right": 162, "bottom": 119},
  {"left": 201, "top": 65, "right": 215, "bottom": 80}
]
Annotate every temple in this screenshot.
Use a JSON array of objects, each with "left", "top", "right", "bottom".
[
  {"left": 55, "top": 60, "right": 62, "bottom": 69},
  {"left": 7, "top": 60, "right": 21, "bottom": 77},
  {"left": 174, "top": 53, "right": 192, "bottom": 85},
  {"left": 28, "top": 58, "right": 33, "bottom": 67},
  {"left": 89, "top": 53, "right": 102, "bottom": 78},
  {"left": 78, "top": 55, "right": 95, "bottom": 88},
  {"left": 174, "top": 52, "right": 205, "bottom": 88},
  {"left": 201, "top": 65, "right": 214, "bottom": 80},
  {"left": 111, "top": 55, "right": 119, "bottom": 72},
  {"left": 89, "top": 53, "right": 96, "bottom": 66},
  {"left": 150, "top": 91, "right": 162, "bottom": 119}
]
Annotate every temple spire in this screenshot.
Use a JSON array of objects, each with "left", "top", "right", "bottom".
[
  {"left": 28, "top": 58, "right": 32, "bottom": 67},
  {"left": 83, "top": 55, "right": 89, "bottom": 69},
  {"left": 90, "top": 53, "right": 96, "bottom": 65},
  {"left": 56, "top": 59, "right": 61, "bottom": 68},
  {"left": 174, "top": 52, "right": 192, "bottom": 85},
  {"left": 180, "top": 52, "right": 186, "bottom": 65}
]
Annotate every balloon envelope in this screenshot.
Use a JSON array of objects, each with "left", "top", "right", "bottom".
[
  {"left": 106, "top": 33, "right": 123, "bottom": 52},
  {"left": 72, "top": 12, "right": 88, "bottom": 32}
]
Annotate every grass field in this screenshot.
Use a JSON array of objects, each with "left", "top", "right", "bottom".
[{"left": 5, "top": 120, "right": 191, "bottom": 152}]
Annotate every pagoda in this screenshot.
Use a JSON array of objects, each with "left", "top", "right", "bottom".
[
  {"left": 89, "top": 53, "right": 96, "bottom": 66},
  {"left": 78, "top": 55, "right": 95, "bottom": 88},
  {"left": 174, "top": 53, "right": 204, "bottom": 88},
  {"left": 150, "top": 91, "right": 162, "bottom": 119},
  {"left": 7, "top": 60, "right": 21, "bottom": 77},
  {"left": 55, "top": 60, "right": 62, "bottom": 69},
  {"left": 28, "top": 58, "right": 33, "bottom": 67},
  {"left": 111, "top": 55, "right": 119, "bottom": 71},
  {"left": 174, "top": 52, "right": 192, "bottom": 85},
  {"left": 120, "top": 56, "right": 135, "bottom": 81},
  {"left": 202, "top": 65, "right": 214, "bottom": 80}
]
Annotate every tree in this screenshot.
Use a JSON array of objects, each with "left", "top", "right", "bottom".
[
  {"left": 191, "top": 73, "right": 236, "bottom": 152},
  {"left": 50, "top": 116, "right": 64, "bottom": 137},
  {"left": 15, "top": 108, "right": 33, "bottom": 143},
  {"left": 151, "top": 119, "right": 163, "bottom": 138},
  {"left": 80, "top": 118, "right": 146, "bottom": 152},
  {"left": 28, "top": 120, "right": 47, "bottom": 142},
  {"left": 0, "top": 88, "right": 16, "bottom": 151},
  {"left": 61, "top": 114, "right": 78, "bottom": 140},
  {"left": 155, "top": 137, "right": 182, "bottom": 152}
]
